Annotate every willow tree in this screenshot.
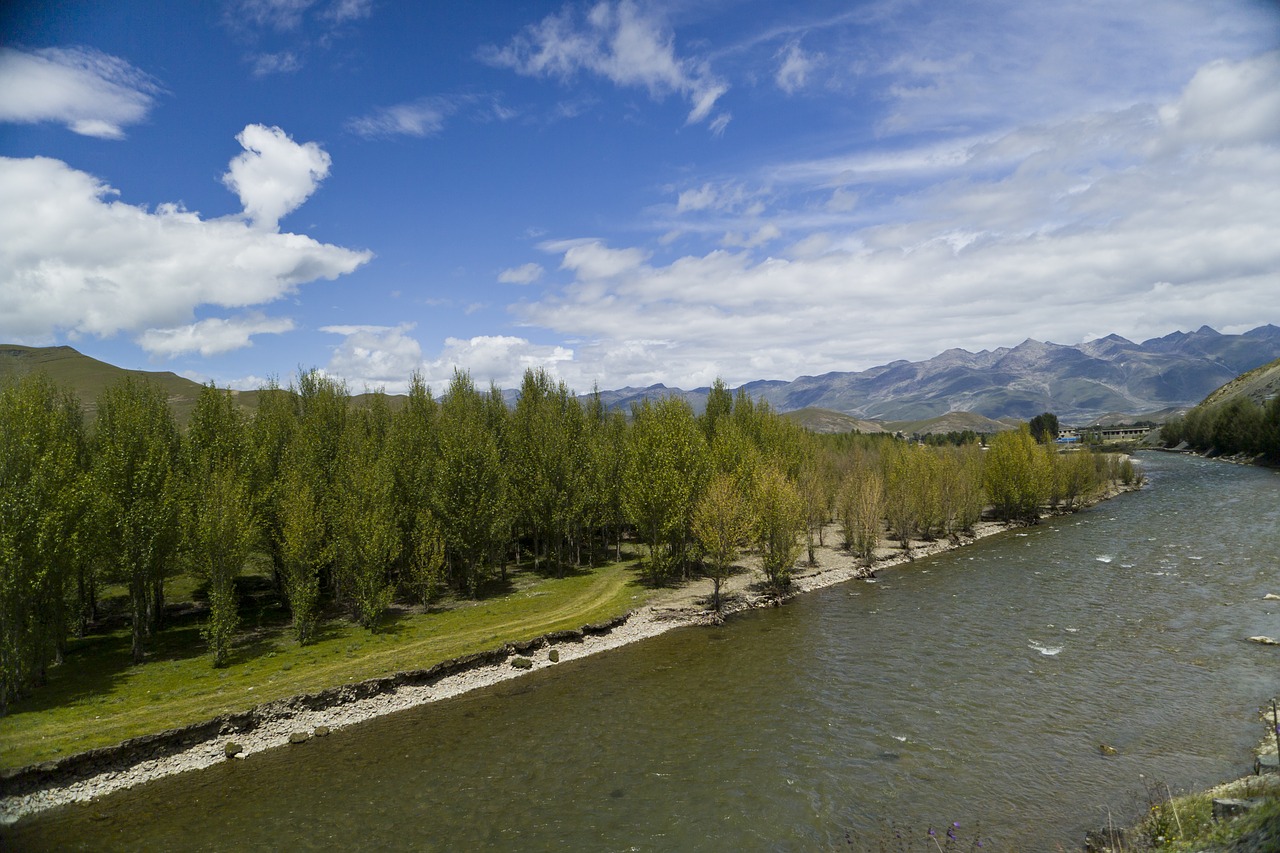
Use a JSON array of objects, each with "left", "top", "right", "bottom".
[{"left": 93, "top": 376, "right": 182, "bottom": 663}]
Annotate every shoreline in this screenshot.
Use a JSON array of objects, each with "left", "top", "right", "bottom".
[{"left": 0, "top": 490, "right": 1132, "bottom": 825}]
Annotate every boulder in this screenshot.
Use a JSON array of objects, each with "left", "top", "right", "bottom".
[
  {"left": 510, "top": 656, "right": 533, "bottom": 670},
  {"left": 314, "top": 725, "right": 331, "bottom": 738},
  {"left": 1248, "top": 636, "right": 1280, "bottom": 646},
  {"left": 288, "top": 731, "right": 310, "bottom": 745},
  {"left": 548, "top": 649, "right": 560, "bottom": 663},
  {"left": 223, "top": 742, "right": 242, "bottom": 760}
]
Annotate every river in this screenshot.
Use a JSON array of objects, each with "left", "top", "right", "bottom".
[{"left": 6, "top": 452, "right": 1280, "bottom": 850}]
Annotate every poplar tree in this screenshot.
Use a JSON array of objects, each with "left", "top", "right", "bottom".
[
  {"left": 753, "top": 465, "right": 805, "bottom": 591},
  {"left": 185, "top": 384, "right": 256, "bottom": 666},
  {"left": 839, "top": 467, "right": 884, "bottom": 561},
  {"left": 336, "top": 396, "right": 400, "bottom": 630},
  {"left": 0, "top": 374, "right": 86, "bottom": 711},
  {"left": 434, "top": 372, "right": 507, "bottom": 597},
  {"left": 623, "top": 396, "right": 709, "bottom": 585},
  {"left": 92, "top": 376, "right": 182, "bottom": 664},
  {"left": 692, "top": 473, "right": 752, "bottom": 612}
]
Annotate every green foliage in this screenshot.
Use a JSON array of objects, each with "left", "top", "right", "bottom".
[
  {"left": 1028, "top": 411, "right": 1059, "bottom": 443},
  {"left": 0, "top": 373, "right": 87, "bottom": 711},
  {"left": 185, "top": 384, "right": 255, "bottom": 666},
  {"left": 752, "top": 465, "right": 805, "bottom": 591},
  {"left": 692, "top": 473, "right": 753, "bottom": 611},
  {"left": 984, "top": 425, "right": 1051, "bottom": 522},
  {"left": 278, "top": 468, "right": 327, "bottom": 645},
  {"left": 434, "top": 372, "right": 508, "bottom": 598},
  {"left": 838, "top": 465, "right": 884, "bottom": 561},
  {"left": 336, "top": 400, "right": 400, "bottom": 630},
  {"left": 1168, "top": 392, "right": 1280, "bottom": 460},
  {"left": 92, "top": 375, "right": 182, "bottom": 664},
  {"left": 623, "top": 396, "right": 709, "bottom": 585}
]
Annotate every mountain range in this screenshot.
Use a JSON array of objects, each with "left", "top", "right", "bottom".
[
  {"left": 594, "top": 325, "right": 1280, "bottom": 426},
  {"left": 3, "top": 324, "right": 1279, "bottom": 429}
]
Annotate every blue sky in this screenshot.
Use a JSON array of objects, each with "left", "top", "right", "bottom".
[{"left": 2, "top": 1, "right": 1279, "bottom": 394}]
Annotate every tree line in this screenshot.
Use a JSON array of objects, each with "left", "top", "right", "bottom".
[
  {"left": 1159, "top": 394, "right": 1280, "bottom": 461},
  {"left": 1, "top": 370, "right": 1133, "bottom": 712}
]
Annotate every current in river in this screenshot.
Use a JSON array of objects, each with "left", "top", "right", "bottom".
[{"left": 6, "top": 452, "right": 1280, "bottom": 850}]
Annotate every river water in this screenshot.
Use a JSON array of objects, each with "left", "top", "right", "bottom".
[{"left": 7, "top": 453, "right": 1280, "bottom": 850}]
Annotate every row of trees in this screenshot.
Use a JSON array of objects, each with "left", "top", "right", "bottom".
[
  {"left": 1, "top": 370, "right": 1131, "bottom": 711},
  {"left": 1160, "top": 394, "right": 1280, "bottom": 461}
]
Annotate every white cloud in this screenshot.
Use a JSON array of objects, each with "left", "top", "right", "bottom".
[
  {"left": 550, "top": 239, "right": 649, "bottom": 280},
  {"left": 322, "top": 324, "right": 424, "bottom": 390},
  {"left": 324, "top": 0, "right": 372, "bottom": 24},
  {"left": 0, "top": 153, "right": 370, "bottom": 348},
  {"left": 222, "top": 124, "right": 331, "bottom": 229},
  {"left": 422, "top": 335, "right": 575, "bottom": 390},
  {"left": 496, "top": 52, "right": 1280, "bottom": 388},
  {"left": 0, "top": 46, "right": 160, "bottom": 139},
  {"left": 1158, "top": 50, "right": 1280, "bottom": 146},
  {"left": 775, "top": 41, "right": 818, "bottom": 94},
  {"left": 720, "top": 223, "right": 781, "bottom": 249},
  {"left": 676, "top": 183, "right": 717, "bottom": 213},
  {"left": 231, "top": 0, "right": 316, "bottom": 31},
  {"left": 498, "top": 262, "right": 545, "bottom": 285},
  {"left": 137, "top": 313, "right": 295, "bottom": 357},
  {"left": 251, "top": 51, "right": 302, "bottom": 76},
  {"left": 347, "top": 98, "right": 453, "bottom": 138},
  {"left": 482, "top": 0, "right": 728, "bottom": 127}
]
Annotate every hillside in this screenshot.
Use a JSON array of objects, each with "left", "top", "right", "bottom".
[
  {"left": 884, "top": 411, "right": 1012, "bottom": 436},
  {"left": 781, "top": 407, "right": 887, "bottom": 434},
  {"left": 0, "top": 344, "right": 234, "bottom": 426},
  {"left": 1198, "top": 355, "right": 1280, "bottom": 410}
]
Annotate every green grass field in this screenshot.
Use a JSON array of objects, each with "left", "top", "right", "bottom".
[{"left": 0, "top": 558, "right": 654, "bottom": 770}]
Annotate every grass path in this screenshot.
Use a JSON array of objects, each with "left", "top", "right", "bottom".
[{"left": 0, "top": 561, "right": 652, "bottom": 771}]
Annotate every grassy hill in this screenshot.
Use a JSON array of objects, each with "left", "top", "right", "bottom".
[
  {"left": 1198, "top": 355, "right": 1280, "bottom": 409},
  {"left": 0, "top": 344, "right": 230, "bottom": 426},
  {"left": 884, "top": 410, "right": 1012, "bottom": 436},
  {"left": 781, "top": 407, "right": 887, "bottom": 434}
]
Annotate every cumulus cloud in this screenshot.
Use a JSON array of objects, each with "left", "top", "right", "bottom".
[
  {"left": 1158, "top": 50, "right": 1280, "bottom": 146},
  {"left": 346, "top": 97, "right": 454, "bottom": 138},
  {"left": 498, "top": 262, "right": 545, "bottom": 285},
  {"left": 222, "top": 124, "right": 331, "bottom": 229},
  {"left": 422, "top": 335, "right": 575, "bottom": 390},
  {"left": 322, "top": 324, "right": 424, "bottom": 390},
  {"left": 0, "top": 150, "right": 370, "bottom": 350},
  {"left": 0, "top": 46, "right": 161, "bottom": 139},
  {"left": 499, "top": 52, "right": 1280, "bottom": 388},
  {"left": 137, "top": 314, "right": 295, "bottom": 357},
  {"left": 481, "top": 0, "right": 728, "bottom": 126}
]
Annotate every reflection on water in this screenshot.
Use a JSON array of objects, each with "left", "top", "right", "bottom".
[{"left": 7, "top": 454, "right": 1280, "bottom": 850}]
